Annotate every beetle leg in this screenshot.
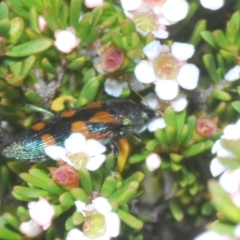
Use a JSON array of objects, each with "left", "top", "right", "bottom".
[
  {"left": 132, "top": 133, "right": 142, "bottom": 142},
  {"left": 110, "top": 141, "right": 119, "bottom": 176}
]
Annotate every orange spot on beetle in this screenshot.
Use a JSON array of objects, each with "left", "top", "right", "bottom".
[
  {"left": 83, "top": 102, "right": 102, "bottom": 110},
  {"left": 41, "top": 134, "right": 56, "bottom": 147},
  {"left": 31, "top": 122, "right": 46, "bottom": 131},
  {"left": 61, "top": 110, "right": 76, "bottom": 118},
  {"left": 71, "top": 121, "right": 113, "bottom": 140},
  {"left": 89, "top": 111, "right": 118, "bottom": 124}
]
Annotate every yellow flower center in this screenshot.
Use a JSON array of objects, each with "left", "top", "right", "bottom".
[
  {"left": 83, "top": 210, "right": 106, "bottom": 239},
  {"left": 153, "top": 53, "right": 180, "bottom": 79},
  {"left": 133, "top": 11, "right": 158, "bottom": 33},
  {"left": 68, "top": 152, "right": 89, "bottom": 169}
]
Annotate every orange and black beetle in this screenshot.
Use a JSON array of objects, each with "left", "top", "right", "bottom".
[{"left": 2, "top": 99, "right": 155, "bottom": 160}]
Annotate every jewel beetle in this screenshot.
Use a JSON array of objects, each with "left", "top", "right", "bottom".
[{"left": 2, "top": 99, "right": 155, "bottom": 161}]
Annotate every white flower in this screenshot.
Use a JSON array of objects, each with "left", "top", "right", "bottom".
[
  {"left": 210, "top": 119, "right": 240, "bottom": 177},
  {"left": 19, "top": 220, "right": 42, "bottom": 238},
  {"left": 120, "top": 0, "right": 189, "bottom": 38},
  {"left": 45, "top": 133, "right": 107, "bottom": 171},
  {"left": 67, "top": 197, "right": 120, "bottom": 240},
  {"left": 224, "top": 65, "right": 240, "bottom": 82},
  {"left": 146, "top": 153, "right": 161, "bottom": 171},
  {"left": 28, "top": 198, "right": 55, "bottom": 230},
  {"left": 54, "top": 27, "right": 80, "bottom": 53},
  {"left": 219, "top": 168, "right": 240, "bottom": 193},
  {"left": 104, "top": 78, "right": 128, "bottom": 97},
  {"left": 194, "top": 231, "right": 231, "bottom": 240},
  {"left": 200, "top": 0, "right": 224, "bottom": 10},
  {"left": 38, "top": 16, "right": 47, "bottom": 31},
  {"left": 85, "top": 0, "right": 103, "bottom": 8},
  {"left": 134, "top": 41, "right": 199, "bottom": 101}
]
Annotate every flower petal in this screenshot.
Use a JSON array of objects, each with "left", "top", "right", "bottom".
[
  {"left": 194, "top": 231, "right": 223, "bottom": 240},
  {"left": 142, "top": 92, "right": 159, "bottom": 110},
  {"left": 152, "top": 29, "right": 169, "bottom": 39},
  {"left": 148, "top": 118, "right": 166, "bottom": 132},
  {"left": 92, "top": 197, "right": 112, "bottom": 215},
  {"left": 171, "top": 42, "right": 195, "bottom": 61},
  {"left": 44, "top": 146, "right": 66, "bottom": 160},
  {"left": 64, "top": 133, "right": 86, "bottom": 153},
  {"left": 210, "top": 158, "right": 226, "bottom": 177},
  {"left": 120, "top": 0, "right": 142, "bottom": 10},
  {"left": 104, "top": 78, "right": 124, "bottom": 97},
  {"left": 224, "top": 65, "right": 240, "bottom": 82},
  {"left": 105, "top": 212, "right": 120, "bottom": 237},
  {"left": 199, "top": 0, "right": 224, "bottom": 10},
  {"left": 28, "top": 198, "right": 54, "bottom": 229},
  {"left": 85, "top": 140, "right": 106, "bottom": 156},
  {"left": 170, "top": 93, "right": 188, "bottom": 112},
  {"left": 162, "top": 0, "right": 189, "bottom": 23},
  {"left": 19, "top": 221, "right": 42, "bottom": 238},
  {"left": 134, "top": 60, "right": 156, "bottom": 84},
  {"left": 146, "top": 153, "right": 161, "bottom": 172},
  {"left": 75, "top": 200, "right": 86, "bottom": 215},
  {"left": 219, "top": 168, "right": 240, "bottom": 193},
  {"left": 177, "top": 64, "right": 199, "bottom": 90},
  {"left": 86, "top": 154, "right": 106, "bottom": 171},
  {"left": 143, "top": 41, "right": 161, "bottom": 60},
  {"left": 66, "top": 228, "right": 87, "bottom": 240},
  {"left": 155, "top": 80, "right": 179, "bottom": 100}
]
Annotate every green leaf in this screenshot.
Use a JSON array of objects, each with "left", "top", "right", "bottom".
[
  {"left": 67, "top": 56, "right": 86, "bottom": 70},
  {"left": 6, "top": 38, "right": 53, "bottom": 57},
  {"left": 0, "top": 18, "right": 10, "bottom": 37},
  {"left": 0, "top": 2, "right": 8, "bottom": 20},
  {"left": 231, "top": 101, "right": 240, "bottom": 113},
  {"left": 117, "top": 209, "right": 143, "bottom": 230},
  {"left": 123, "top": 171, "right": 145, "bottom": 186},
  {"left": 47, "top": 179, "right": 65, "bottom": 195},
  {"left": 20, "top": 173, "right": 48, "bottom": 189},
  {"left": 72, "top": 211, "right": 84, "bottom": 225},
  {"left": 0, "top": 227, "right": 21, "bottom": 240},
  {"left": 2, "top": 213, "right": 20, "bottom": 230},
  {"left": 21, "top": 0, "right": 43, "bottom": 12},
  {"left": 169, "top": 200, "right": 184, "bottom": 221},
  {"left": 220, "top": 49, "right": 237, "bottom": 61},
  {"left": 129, "top": 151, "right": 149, "bottom": 164},
  {"left": 175, "top": 110, "right": 186, "bottom": 141},
  {"left": 21, "top": 55, "right": 36, "bottom": 76},
  {"left": 164, "top": 107, "right": 177, "bottom": 129},
  {"left": 59, "top": 192, "right": 74, "bottom": 207},
  {"left": 13, "top": 186, "right": 50, "bottom": 198},
  {"left": 154, "top": 128, "right": 168, "bottom": 148},
  {"left": 220, "top": 139, "right": 240, "bottom": 159},
  {"left": 7, "top": 161, "right": 30, "bottom": 174},
  {"left": 100, "top": 176, "right": 117, "bottom": 197},
  {"left": 208, "top": 180, "right": 240, "bottom": 223},
  {"left": 209, "top": 221, "right": 235, "bottom": 236},
  {"left": 201, "top": 30, "right": 218, "bottom": 49},
  {"left": 117, "top": 182, "right": 138, "bottom": 206},
  {"left": 226, "top": 21, "right": 238, "bottom": 44},
  {"left": 182, "top": 140, "right": 213, "bottom": 157},
  {"left": 202, "top": 54, "right": 221, "bottom": 83},
  {"left": 211, "top": 90, "right": 232, "bottom": 101},
  {"left": 8, "top": 17, "right": 24, "bottom": 46},
  {"left": 70, "top": 0, "right": 83, "bottom": 29},
  {"left": 25, "top": 91, "right": 43, "bottom": 103},
  {"left": 213, "top": 30, "right": 229, "bottom": 50},
  {"left": 78, "top": 77, "right": 100, "bottom": 102},
  {"left": 42, "top": 6, "right": 59, "bottom": 31},
  {"left": 165, "top": 126, "right": 177, "bottom": 145},
  {"left": 71, "top": 188, "right": 89, "bottom": 203},
  {"left": 78, "top": 168, "right": 93, "bottom": 195},
  {"left": 230, "top": 11, "right": 240, "bottom": 33},
  {"left": 189, "top": 19, "right": 207, "bottom": 46},
  {"left": 29, "top": 168, "right": 50, "bottom": 181}
]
